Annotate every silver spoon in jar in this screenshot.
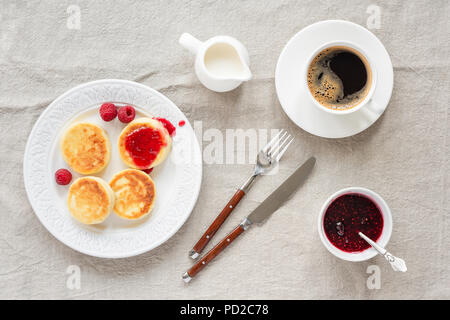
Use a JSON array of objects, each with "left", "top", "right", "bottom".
[{"left": 359, "top": 232, "right": 407, "bottom": 272}]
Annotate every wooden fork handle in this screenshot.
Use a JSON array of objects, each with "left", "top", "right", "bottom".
[
  {"left": 189, "top": 189, "right": 245, "bottom": 259},
  {"left": 184, "top": 222, "right": 247, "bottom": 282}
]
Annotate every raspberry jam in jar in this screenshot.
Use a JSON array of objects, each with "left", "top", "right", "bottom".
[
  {"left": 323, "top": 193, "right": 383, "bottom": 252},
  {"left": 125, "top": 127, "right": 166, "bottom": 168}
]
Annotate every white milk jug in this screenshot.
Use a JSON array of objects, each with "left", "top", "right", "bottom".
[{"left": 179, "top": 33, "right": 252, "bottom": 92}]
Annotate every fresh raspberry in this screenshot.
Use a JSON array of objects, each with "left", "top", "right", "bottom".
[
  {"left": 142, "top": 168, "right": 153, "bottom": 174},
  {"left": 99, "top": 103, "right": 117, "bottom": 121},
  {"left": 118, "top": 105, "right": 136, "bottom": 123},
  {"left": 55, "top": 169, "right": 72, "bottom": 185}
]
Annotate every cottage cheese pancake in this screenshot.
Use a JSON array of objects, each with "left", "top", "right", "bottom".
[
  {"left": 118, "top": 118, "right": 172, "bottom": 169},
  {"left": 67, "top": 177, "right": 114, "bottom": 225},
  {"left": 61, "top": 122, "right": 111, "bottom": 174},
  {"left": 109, "top": 169, "right": 156, "bottom": 220}
]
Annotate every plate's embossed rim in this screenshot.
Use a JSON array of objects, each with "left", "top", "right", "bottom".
[{"left": 23, "top": 79, "right": 202, "bottom": 258}]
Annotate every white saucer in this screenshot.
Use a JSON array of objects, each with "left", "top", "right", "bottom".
[{"left": 275, "top": 20, "right": 393, "bottom": 138}]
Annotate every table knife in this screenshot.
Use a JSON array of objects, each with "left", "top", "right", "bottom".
[{"left": 182, "top": 156, "right": 316, "bottom": 282}]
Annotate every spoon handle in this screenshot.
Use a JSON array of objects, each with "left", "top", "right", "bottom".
[
  {"left": 383, "top": 252, "right": 407, "bottom": 272},
  {"left": 358, "top": 232, "right": 386, "bottom": 255},
  {"left": 358, "top": 232, "right": 407, "bottom": 272}
]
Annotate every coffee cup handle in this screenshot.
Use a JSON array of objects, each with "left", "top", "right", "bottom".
[{"left": 360, "top": 99, "right": 384, "bottom": 121}]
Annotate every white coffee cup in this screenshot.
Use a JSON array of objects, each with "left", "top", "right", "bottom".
[
  {"left": 304, "top": 41, "right": 383, "bottom": 117},
  {"left": 318, "top": 187, "right": 393, "bottom": 262}
]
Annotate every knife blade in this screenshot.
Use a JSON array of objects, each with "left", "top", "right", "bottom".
[{"left": 246, "top": 156, "right": 316, "bottom": 225}]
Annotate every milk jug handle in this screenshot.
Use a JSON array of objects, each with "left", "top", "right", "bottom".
[{"left": 179, "top": 33, "right": 202, "bottom": 55}]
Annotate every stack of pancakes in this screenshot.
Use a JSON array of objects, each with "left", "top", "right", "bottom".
[{"left": 62, "top": 118, "right": 172, "bottom": 225}]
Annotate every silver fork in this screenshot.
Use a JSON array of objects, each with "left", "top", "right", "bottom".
[{"left": 189, "top": 129, "right": 294, "bottom": 259}]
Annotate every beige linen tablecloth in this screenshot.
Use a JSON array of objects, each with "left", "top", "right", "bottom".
[{"left": 1, "top": 0, "right": 449, "bottom": 299}]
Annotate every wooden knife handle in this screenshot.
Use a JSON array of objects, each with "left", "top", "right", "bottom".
[
  {"left": 189, "top": 189, "right": 245, "bottom": 259},
  {"left": 184, "top": 223, "right": 246, "bottom": 281}
]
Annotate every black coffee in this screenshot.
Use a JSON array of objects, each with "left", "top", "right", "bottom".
[{"left": 307, "top": 46, "right": 371, "bottom": 110}]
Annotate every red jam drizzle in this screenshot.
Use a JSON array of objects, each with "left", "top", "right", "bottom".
[
  {"left": 125, "top": 127, "right": 166, "bottom": 168},
  {"left": 154, "top": 117, "right": 176, "bottom": 137},
  {"left": 142, "top": 168, "right": 153, "bottom": 174},
  {"left": 178, "top": 120, "right": 186, "bottom": 127},
  {"left": 323, "top": 193, "right": 383, "bottom": 252}
]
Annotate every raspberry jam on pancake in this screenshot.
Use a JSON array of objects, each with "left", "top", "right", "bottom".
[
  {"left": 125, "top": 127, "right": 166, "bottom": 168},
  {"left": 154, "top": 117, "right": 176, "bottom": 136},
  {"left": 118, "top": 118, "right": 172, "bottom": 169}
]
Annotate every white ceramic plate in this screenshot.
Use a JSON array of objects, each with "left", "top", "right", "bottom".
[
  {"left": 24, "top": 79, "right": 202, "bottom": 258},
  {"left": 275, "top": 20, "right": 393, "bottom": 138}
]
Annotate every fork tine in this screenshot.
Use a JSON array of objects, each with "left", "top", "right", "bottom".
[
  {"left": 269, "top": 133, "right": 291, "bottom": 157},
  {"left": 268, "top": 131, "right": 288, "bottom": 155},
  {"left": 263, "top": 129, "right": 285, "bottom": 153},
  {"left": 275, "top": 137, "right": 294, "bottom": 161}
]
